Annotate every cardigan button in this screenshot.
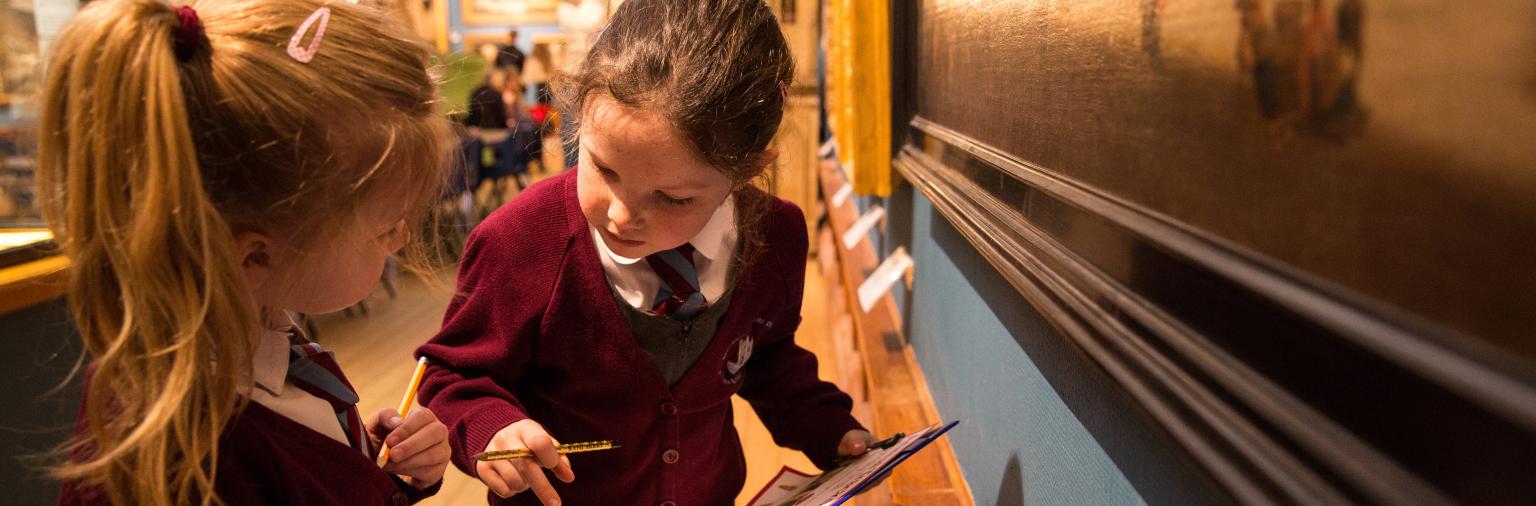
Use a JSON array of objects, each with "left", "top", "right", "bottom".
[
  {"left": 660, "top": 501, "right": 677, "bottom": 506},
  {"left": 389, "top": 492, "right": 409, "bottom": 506},
  {"left": 662, "top": 448, "right": 680, "bottom": 464},
  {"left": 660, "top": 401, "right": 678, "bottom": 416}
]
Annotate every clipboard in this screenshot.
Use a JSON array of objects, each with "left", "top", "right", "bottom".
[{"left": 747, "top": 420, "right": 961, "bottom": 506}]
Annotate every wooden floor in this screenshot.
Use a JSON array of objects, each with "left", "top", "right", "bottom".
[{"left": 316, "top": 195, "right": 844, "bottom": 505}]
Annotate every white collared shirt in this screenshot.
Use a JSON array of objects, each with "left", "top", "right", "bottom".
[
  {"left": 593, "top": 196, "right": 738, "bottom": 311},
  {"left": 248, "top": 325, "right": 351, "bottom": 446}
]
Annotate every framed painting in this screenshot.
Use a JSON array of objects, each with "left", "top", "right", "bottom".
[
  {"left": 892, "top": 0, "right": 1536, "bottom": 503},
  {"left": 461, "top": 0, "right": 556, "bottom": 25}
]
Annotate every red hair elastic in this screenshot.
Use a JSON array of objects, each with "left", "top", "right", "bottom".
[{"left": 171, "top": 5, "right": 204, "bottom": 62}]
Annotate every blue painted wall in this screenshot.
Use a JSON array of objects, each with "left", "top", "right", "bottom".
[{"left": 871, "top": 181, "right": 1227, "bottom": 506}]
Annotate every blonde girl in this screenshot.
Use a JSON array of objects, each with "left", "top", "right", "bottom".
[{"left": 40, "top": 0, "right": 454, "bottom": 503}]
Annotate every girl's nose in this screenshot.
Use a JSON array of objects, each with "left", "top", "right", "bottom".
[{"left": 607, "top": 195, "right": 639, "bottom": 228}]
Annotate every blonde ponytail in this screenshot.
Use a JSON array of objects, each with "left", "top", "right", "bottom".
[
  {"left": 41, "top": 1, "right": 256, "bottom": 504},
  {"left": 39, "top": 0, "right": 449, "bottom": 501}
]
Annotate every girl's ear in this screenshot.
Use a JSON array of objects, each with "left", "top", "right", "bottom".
[
  {"left": 233, "top": 231, "right": 273, "bottom": 294},
  {"left": 737, "top": 149, "right": 779, "bottom": 188},
  {"left": 755, "top": 149, "right": 779, "bottom": 174}
]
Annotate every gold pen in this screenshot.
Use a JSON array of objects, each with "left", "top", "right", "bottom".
[{"left": 472, "top": 440, "right": 621, "bottom": 461}]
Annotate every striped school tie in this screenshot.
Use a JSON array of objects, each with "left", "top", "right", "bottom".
[
  {"left": 645, "top": 243, "right": 707, "bottom": 320},
  {"left": 286, "top": 336, "right": 374, "bottom": 459}
]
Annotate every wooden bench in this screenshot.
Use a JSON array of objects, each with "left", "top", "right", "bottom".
[{"left": 816, "top": 158, "right": 973, "bottom": 506}]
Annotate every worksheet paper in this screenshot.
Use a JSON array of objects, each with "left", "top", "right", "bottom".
[{"left": 746, "top": 421, "right": 960, "bottom": 506}]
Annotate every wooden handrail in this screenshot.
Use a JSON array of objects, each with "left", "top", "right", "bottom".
[{"left": 0, "top": 254, "right": 69, "bottom": 315}]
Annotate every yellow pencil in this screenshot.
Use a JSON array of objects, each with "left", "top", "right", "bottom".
[
  {"left": 472, "top": 440, "right": 622, "bottom": 461},
  {"left": 377, "top": 356, "right": 429, "bottom": 467}
]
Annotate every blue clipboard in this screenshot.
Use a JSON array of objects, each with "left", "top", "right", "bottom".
[{"left": 830, "top": 420, "right": 961, "bottom": 506}]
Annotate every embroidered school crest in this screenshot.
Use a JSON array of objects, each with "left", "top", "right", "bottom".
[
  {"left": 722, "top": 335, "right": 753, "bottom": 384},
  {"left": 724, "top": 318, "right": 773, "bottom": 383}
]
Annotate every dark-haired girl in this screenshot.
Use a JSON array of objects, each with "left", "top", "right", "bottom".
[{"left": 415, "top": 0, "right": 874, "bottom": 504}]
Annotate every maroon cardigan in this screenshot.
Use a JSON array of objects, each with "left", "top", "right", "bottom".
[
  {"left": 416, "top": 170, "right": 863, "bottom": 505},
  {"left": 59, "top": 401, "right": 439, "bottom": 505}
]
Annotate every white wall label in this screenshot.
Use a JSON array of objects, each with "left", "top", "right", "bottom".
[
  {"left": 830, "top": 184, "right": 853, "bottom": 208},
  {"left": 842, "top": 205, "right": 885, "bottom": 250},
  {"left": 858, "top": 246, "right": 914, "bottom": 313}
]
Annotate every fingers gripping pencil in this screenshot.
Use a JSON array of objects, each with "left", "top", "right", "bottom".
[{"left": 376, "top": 357, "right": 429, "bottom": 466}]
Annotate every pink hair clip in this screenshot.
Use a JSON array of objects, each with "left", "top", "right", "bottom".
[{"left": 287, "top": 7, "right": 331, "bottom": 63}]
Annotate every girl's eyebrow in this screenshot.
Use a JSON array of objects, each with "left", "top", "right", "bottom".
[
  {"left": 656, "top": 181, "right": 708, "bottom": 192},
  {"left": 589, "top": 153, "right": 612, "bottom": 171},
  {"left": 586, "top": 139, "right": 709, "bottom": 191},
  {"left": 584, "top": 140, "right": 614, "bottom": 171}
]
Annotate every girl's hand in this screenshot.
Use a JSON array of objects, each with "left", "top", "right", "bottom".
[
  {"left": 837, "top": 429, "right": 879, "bottom": 458},
  {"left": 476, "top": 419, "right": 575, "bottom": 505},
  {"left": 366, "top": 407, "right": 450, "bottom": 489}
]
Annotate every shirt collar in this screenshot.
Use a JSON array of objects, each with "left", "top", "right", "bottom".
[
  {"left": 593, "top": 195, "right": 737, "bottom": 265},
  {"left": 251, "top": 326, "right": 291, "bottom": 396},
  {"left": 690, "top": 195, "right": 737, "bottom": 263}
]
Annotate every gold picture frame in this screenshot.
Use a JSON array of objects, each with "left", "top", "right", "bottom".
[{"left": 461, "top": 0, "right": 557, "bottom": 26}]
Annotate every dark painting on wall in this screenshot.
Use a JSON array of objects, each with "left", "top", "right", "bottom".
[
  {"left": 902, "top": 0, "right": 1536, "bottom": 503},
  {"left": 913, "top": 0, "right": 1536, "bottom": 361}
]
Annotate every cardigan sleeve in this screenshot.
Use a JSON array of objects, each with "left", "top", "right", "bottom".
[
  {"left": 736, "top": 202, "right": 866, "bottom": 471},
  {"left": 414, "top": 220, "right": 551, "bottom": 478},
  {"left": 390, "top": 475, "right": 443, "bottom": 504}
]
